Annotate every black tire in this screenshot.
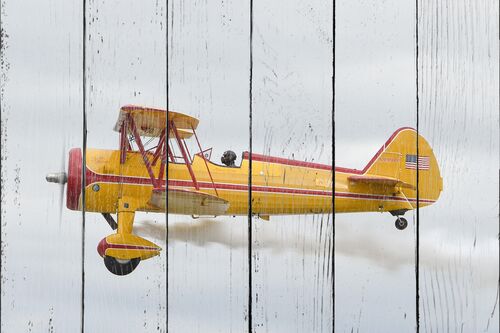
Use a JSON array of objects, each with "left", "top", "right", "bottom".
[
  {"left": 103, "top": 256, "right": 140, "bottom": 276},
  {"left": 395, "top": 217, "right": 408, "bottom": 230}
]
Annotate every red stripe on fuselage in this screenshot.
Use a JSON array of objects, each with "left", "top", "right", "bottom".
[
  {"left": 242, "top": 127, "right": 415, "bottom": 175},
  {"left": 85, "top": 167, "right": 435, "bottom": 204},
  {"left": 242, "top": 152, "right": 332, "bottom": 171}
]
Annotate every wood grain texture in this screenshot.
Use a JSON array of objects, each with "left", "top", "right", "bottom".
[
  {"left": 335, "top": 0, "right": 418, "bottom": 331},
  {"left": 418, "top": 0, "right": 499, "bottom": 331},
  {"left": 84, "top": 1, "right": 168, "bottom": 331},
  {"left": 0, "top": 0, "right": 83, "bottom": 331},
  {"left": 166, "top": 1, "right": 250, "bottom": 331},
  {"left": 252, "top": 0, "right": 333, "bottom": 331},
  {"left": 0, "top": 0, "right": 497, "bottom": 331}
]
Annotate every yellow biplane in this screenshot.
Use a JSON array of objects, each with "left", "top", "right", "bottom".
[{"left": 46, "top": 105, "right": 443, "bottom": 275}]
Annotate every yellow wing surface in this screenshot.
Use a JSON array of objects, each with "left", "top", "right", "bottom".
[
  {"left": 149, "top": 188, "right": 230, "bottom": 216},
  {"left": 113, "top": 105, "right": 199, "bottom": 138}
]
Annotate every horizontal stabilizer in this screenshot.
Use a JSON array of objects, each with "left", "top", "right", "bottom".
[
  {"left": 149, "top": 188, "right": 230, "bottom": 216},
  {"left": 347, "top": 175, "right": 415, "bottom": 190}
]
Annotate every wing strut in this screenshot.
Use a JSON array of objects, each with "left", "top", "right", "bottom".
[
  {"left": 102, "top": 213, "right": 118, "bottom": 230},
  {"left": 167, "top": 141, "right": 175, "bottom": 162},
  {"left": 128, "top": 114, "right": 160, "bottom": 188},
  {"left": 151, "top": 128, "right": 166, "bottom": 166},
  {"left": 119, "top": 116, "right": 131, "bottom": 164},
  {"left": 118, "top": 108, "right": 218, "bottom": 196},
  {"left": 171, "top": 120, "right": 199, "bottom": 190},
  {"left": 148, "top": 128, "right": 167, "bottom": 185},
  {"left": 191, "top": 125, "right": 219, "bottom": 197}
]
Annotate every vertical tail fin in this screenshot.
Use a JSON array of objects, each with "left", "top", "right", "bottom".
[{"left": 364, "top": 127, "right": 443, "bottom": 206}]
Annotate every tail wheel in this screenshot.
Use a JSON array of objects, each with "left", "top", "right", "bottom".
[
  {"left": 395, "top": 217, "right": 408, "bottom": 230},
  {"left": 103, "top": 256, "right": 140, "bottom": 276}
]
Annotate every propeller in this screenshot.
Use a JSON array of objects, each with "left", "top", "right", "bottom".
[
  {"left": 46, "top": 147, "right": 67, "bottom": 224},
  {"left": 58, "top": 147, "right": 67, "bottom": 221}
]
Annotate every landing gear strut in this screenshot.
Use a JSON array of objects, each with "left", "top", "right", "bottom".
[
  {"left": 97, "top": 198, "right": 161, "bottom": 276},
  {"left": 394, "top": 217, "right": 408, "bottom": 230}
]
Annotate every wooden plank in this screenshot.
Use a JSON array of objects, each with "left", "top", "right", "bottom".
[
  {"left": 252, "top": 0, "right": 333, "bottom": 330},
  {"left": 166, "top": 0, "right": 251, "bottom": 331},
  {"left": 0, "top": 0, "right": 83, "bottom": 331},
  {"left": 418, "top": 0, "right": 499, "bottom": 331},
  {"left": 335, "top": 0, "right": 418, "bottom": 331},
  {"left": 84, "top": 1, "right": 168, "bottom": 331}
]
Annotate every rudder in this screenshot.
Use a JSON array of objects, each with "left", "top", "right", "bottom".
[{"left": 364, "top": 127, "right": 443, "bottom": 207}]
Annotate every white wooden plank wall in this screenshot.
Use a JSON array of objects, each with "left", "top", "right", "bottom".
[
  {"left": 252, "top": 0, "right": 333, "bottom": 331},
  {"left": 167, "top": 1, "right": 249, "bottom": 331},
  {"left": 84, "top": 1, "right": 167, "bottom": 331},
  {"left": 418, "top": 0, "right": 499, "bottom": 332},
  {"left": 0, "top": 0, "right": 497, "bottom": 332},
  {"left": 335, "top": 1, "right": 417, "bottom": 331}
]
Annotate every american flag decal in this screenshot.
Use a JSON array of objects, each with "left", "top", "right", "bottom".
[{"left": 405, "top": 154, "right": 430, "bottom": 170}]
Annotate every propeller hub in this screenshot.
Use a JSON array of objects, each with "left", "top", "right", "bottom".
[{"left": 46, "top": 172, "right": 67, "bottom": 184}]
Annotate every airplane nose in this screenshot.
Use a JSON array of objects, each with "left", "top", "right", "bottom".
[{"left": 46, "top": 172, "right": 68, "bottom": 184}]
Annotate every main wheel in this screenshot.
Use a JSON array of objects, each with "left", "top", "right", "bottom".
[
  {"left": 395, "top": 217, "right": 408, "bottom": 230},
  {"left": 103, "top": 256, "right": 140, "bottom": 276}
]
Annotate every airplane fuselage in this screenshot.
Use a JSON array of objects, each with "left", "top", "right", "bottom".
[{"left": 70, "top": 148, "right": 433, "bottom": 217}]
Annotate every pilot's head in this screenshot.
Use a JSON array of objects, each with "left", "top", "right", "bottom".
[{"left": 221, "top": 150, "right": 237, "bottom": 167}]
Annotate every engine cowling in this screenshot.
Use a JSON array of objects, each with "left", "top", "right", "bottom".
[{"left": 66, "top": 148, "right": 82, "bottom": 210}]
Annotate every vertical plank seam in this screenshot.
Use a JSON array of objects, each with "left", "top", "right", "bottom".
[
  {"left": 415, "top": 0, "right": 420, "bottom": 331},
  {"left": 332, "top": 0, "right": 336, "bottom": 332},
  {"left": 81, "top": 0, "right": 87, "bottom": 331},
  {"left": 0, "top": 0, "right": 3, "bottom": 329},
  {"left": 248, "top": 0, "right": 253, "bottom": 331},
  {"left": 165, "top": 0, "right": 170, "bottom": 331}
]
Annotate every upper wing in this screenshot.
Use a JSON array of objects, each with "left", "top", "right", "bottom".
[
  {"left": 148, "top": 188, "right": 230, "bottom": 216},
  {"left": 347, "top": 175, "right": 415, "bottom": 190},
  {"left": 113, "top": 105, "right": 199, "bottom": 137}
]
